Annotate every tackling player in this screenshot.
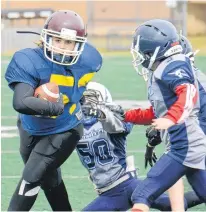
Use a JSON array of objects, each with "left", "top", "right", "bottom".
[
  {"left": 118, "top": 19, "right": 206, "bottom": 211},
  {"left": 139, "top": 34, "right": 206, "bottom": 212},
  {"left": 77, "top": 82, "right": 203, "bottom": 211},
  {"left": 5, "top": 10, "right": 102, "bottom": 211}
]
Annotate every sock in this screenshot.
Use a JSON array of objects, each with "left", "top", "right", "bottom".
[{"left": 43, "top": 180, "right": 72, "bottom": 211}]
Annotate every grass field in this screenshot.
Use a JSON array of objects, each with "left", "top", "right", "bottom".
[{"left": 1, "top": 54, "right": 206, "bottom": 211}]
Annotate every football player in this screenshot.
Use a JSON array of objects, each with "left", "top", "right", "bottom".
[
  {"left": 145, "top": 35, "right": 206, "bottom": 211},
  {"left": 140, "top": 35, "right": 206, "bottom": 212},
  {"left": 76, "top": 82, "right": 203, "bottom": 211},
  {"left": 117, "top": 19, "right": 206, "bottom": 211},
  {"left": 180, "top": 35, "right": 206, "bottom": 133},
  {"left": 5, "top": 10, "right": 102, "bottom": 211}
]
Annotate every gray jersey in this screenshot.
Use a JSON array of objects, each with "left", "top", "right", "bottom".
[
  {"left": 76, "top": 106, "right": 133, "bottom": 189},
  {"left": 195, "top": 67, "right": 206, "bottom": 121},
  {"left": 147, "top": 54, "right": 206, "bottom": 169},
  {"left": 196, "top": 68, "right": 206, "bottom": 91}
]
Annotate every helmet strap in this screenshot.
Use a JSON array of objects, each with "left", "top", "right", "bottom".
[{"left": 148, "top": 46, "right": 160, "bottom": 70}]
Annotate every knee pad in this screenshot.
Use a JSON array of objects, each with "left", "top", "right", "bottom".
[
  {"left": 23, "top": 166, "right": 44, "bottom": 184},
  {"left": 23, "top": 155, "right": 48, "bottom": 184},
  {"left": 18, "top": 179, "right": 40, "bottom": 196}
]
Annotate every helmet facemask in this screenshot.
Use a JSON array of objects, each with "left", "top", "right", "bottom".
[
  {"left": 131, "top": 35, "right": 145, "bottom": 74},
  {"left": 131, "top": 35, "right": 160, "bottom": 81},
  {"left": 81, "top": 82, "right": 113, "bottom": 109},
  {"left": 80, "top": 89, "right": 105, "bottom": 125},
  {"left": 82, "top": 89, "right": 105, "bottom": 107},
  {"left": 41, "top": 28, "right": 87, "bottom": 65}
]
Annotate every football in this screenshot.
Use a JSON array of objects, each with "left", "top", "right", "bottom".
[{"left": 34, "top": 82, "right": 60, "bottom": 102}]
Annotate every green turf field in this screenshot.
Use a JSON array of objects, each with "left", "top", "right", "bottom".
[{"left": 1, "top": 55, "right": 206, "bottom": 211}]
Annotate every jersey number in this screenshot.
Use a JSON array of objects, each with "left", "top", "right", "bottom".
[{"left": 77, "top": 139, "right": 114, "bottom": 170}]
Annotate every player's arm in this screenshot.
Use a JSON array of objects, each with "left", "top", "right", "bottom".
[
  {"left": 13, "top": 83, "right": 64, "bottom": 116},
  {"left": 152, "top": 67, "right": 198, "bottom": 129},
  {"left": 97, "top": 105, "right": 133, "bottom": 134},
  {"left": 5, "top": 52, "right": 64, "bottom": 117},
  {"left": 124, "top": 106, "right": 155, "bottom": 125},
  {"left": 107, "top": 103, "right": 155, "bottom": 125},
  {"left": 163, "top": 83, "right": 197, "bottom": 124},
  {"left": 82, "top": 104, "right": 132, "bottom": 134}
]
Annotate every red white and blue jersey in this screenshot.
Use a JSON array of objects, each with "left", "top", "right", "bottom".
[{"left": 125, "top": 54, "right": 206, "bottom": 169}]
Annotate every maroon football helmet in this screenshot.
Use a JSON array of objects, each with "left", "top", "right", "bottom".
[{"left": 41, "top": 10, "right": 87, "bottom": 65}]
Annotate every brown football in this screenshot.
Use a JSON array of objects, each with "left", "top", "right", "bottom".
[{"left": 34, "top": 82, "right": 59, "bottom": 102}]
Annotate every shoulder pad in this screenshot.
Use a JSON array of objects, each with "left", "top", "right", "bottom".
[
  {"left": 5, "top": 49, "right": 41, "bottom": 89},
  {"left": 18, "top": 48, "right": 51, "bottom": 70},
  {"left": 154, "top": 54, "right": 191, "bottom": 79},
  {"left": 79, "top": 43, "right": 102, "bottom": 72}
]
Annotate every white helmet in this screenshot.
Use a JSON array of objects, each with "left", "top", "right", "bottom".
[{"left": 83, "top": 82, "right": 112, "bottom": 105}]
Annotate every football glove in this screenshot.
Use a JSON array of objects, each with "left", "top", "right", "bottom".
[
  {"left": 48, "top": 93, "right": 64, "bottom": 116},
  {"left": 146, "top": 125, "right": 162, "bottom": 147},
  {"left": 81, "top": 105, "right": 106, "bottom": 119},
  {"left": 145, "top": 144, "right": 158, "bottom": 169}
]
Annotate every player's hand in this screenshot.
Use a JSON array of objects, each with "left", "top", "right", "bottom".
[
  {"left": 81, "top": 105, "right": 105, "bottom": 119},
  {"left": 49, "top": 93, "right": 64, "bottom": 116},
  {"left": 145, "top": 144, "right": 158, "bottom": 169},
  {"left": 152, "top": 118, "right": 175, "bottom": 130},
  {"left": 146, "top": 126, "right": 162, "bottom": 147}
]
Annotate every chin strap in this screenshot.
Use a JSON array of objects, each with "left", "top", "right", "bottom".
[{"left": 16, "top": 31, "right": 40, "bottom": 35}]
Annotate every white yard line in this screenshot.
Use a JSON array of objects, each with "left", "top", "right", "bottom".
[
  {"left": 1, "top": 126, "right": 18, "bottom": 131},
  {"left": 1, "top": 150, "right": 145, "bottom": 154},
  {"left": 1, "top": 133, "right": 19, "bottom": 138},
  {"left": 1, "top": 116, "right": 17, "bottom": 119},
  {"left": 1, "top": 175, "right": 146, "bottom": 179}
]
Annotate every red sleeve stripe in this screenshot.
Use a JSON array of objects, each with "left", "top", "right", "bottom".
[
  {"left": 164, "top": 83, "right": 197, "bottom": 123},
  {"left": 178, "top": 83, "right": 197, "bottom": 123}
]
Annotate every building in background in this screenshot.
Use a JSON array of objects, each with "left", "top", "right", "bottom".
[{"left": 1, "top": 0, "right": 206, "bottom": 53}]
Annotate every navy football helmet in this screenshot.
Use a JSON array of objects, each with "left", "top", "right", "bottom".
[
  {"left": 180, "top": 35, "right": 199, "bottom": 63},
  {"left": 131, "top": 19, "right": 183, "bottom": 79}
]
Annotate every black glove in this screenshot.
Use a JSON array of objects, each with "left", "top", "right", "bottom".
[
  {"left": 81, "top": 105, "right": 105, "bottom": 119},
  {"left": 145, "top": 144, "right": 158, "bottom": 169},
  {"left": 48, "top": 94, "right": 64, "bottom": 116},
  {"left": 146, "top": 126, "right": 162, "bottom": 147},
  {"left": 106, "top": 104, "right": 125, "bottom": 120}
]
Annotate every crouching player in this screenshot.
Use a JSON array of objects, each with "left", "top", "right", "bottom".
[{"left": 76, "top": 82, "right": 203, "bottom": 211}]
